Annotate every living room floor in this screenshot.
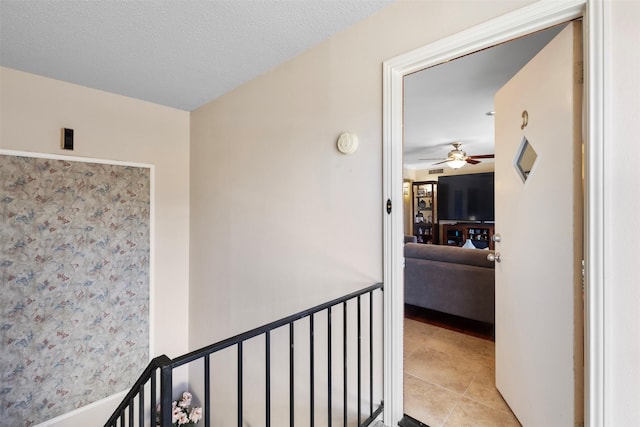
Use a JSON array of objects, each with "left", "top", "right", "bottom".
[{"left": 403, "top": 317, "right": 521, "bottom": 427}]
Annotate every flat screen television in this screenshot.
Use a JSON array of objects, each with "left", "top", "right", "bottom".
[{"left": 437, "top": 172, "right": 494, "bottom": 222}]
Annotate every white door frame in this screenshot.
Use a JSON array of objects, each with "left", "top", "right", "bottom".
[{"left": 381, "top": 1, "right": 605, "bottom": 426}]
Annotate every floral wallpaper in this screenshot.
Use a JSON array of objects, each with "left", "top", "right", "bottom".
[{"left": 0, "top": 154, "right": 150, "bottom": 426}]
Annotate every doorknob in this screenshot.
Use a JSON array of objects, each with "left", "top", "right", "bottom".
[
  {"left": 492, "top": 233, "right": 502, "bottom": 243},
  {"left": 487, "top": 252, "right": 501, "bottom": 263}
]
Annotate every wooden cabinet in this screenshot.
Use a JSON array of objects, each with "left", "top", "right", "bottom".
[
  {"left": 412, "top": 181, "right": 437, "bottom": 244},
  {"left": 442, "top": 223, "right": 495, "bottom": 250}
]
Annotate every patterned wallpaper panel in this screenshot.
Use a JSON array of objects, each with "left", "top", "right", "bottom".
[{"left": 0, "top": 154, "right": 150, "bottom": 426}]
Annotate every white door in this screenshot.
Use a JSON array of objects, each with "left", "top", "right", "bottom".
[{"left": 494, "top": 21, "right": 583, "bottom": 426}]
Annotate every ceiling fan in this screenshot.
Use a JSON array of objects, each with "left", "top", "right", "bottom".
[{"left": 420, "top": 142, "right": 494, "bottom": 169}]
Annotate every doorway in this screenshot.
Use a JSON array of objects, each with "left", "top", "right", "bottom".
[
  {"left": 401, "top": 23, "right": 566, "bottom": 427},
  {"left": 381, "top": 2, "right": 603, "bottom": 427}
]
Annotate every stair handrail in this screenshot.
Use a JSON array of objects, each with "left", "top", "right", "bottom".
[
  {"left": 169, "top": 282, "right": 383, "bottom": 369},
  {"left": 105, "top": 282, "right": 384, "bottom": 427},
  {"left": 104, "top": 354, "right": 171, "bottom": 426}
]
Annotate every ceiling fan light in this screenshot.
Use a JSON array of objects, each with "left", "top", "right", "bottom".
[{"left": 446, "top": 159, "right": 467, "bottom": 169}]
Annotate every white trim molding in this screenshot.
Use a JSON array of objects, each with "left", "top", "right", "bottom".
[
  {"left": 584, "top": 0, "right": 606, "bottom": 425},
  {"left": 0, "top": 149, "right": 153, "bottom": 169},
  {"left": 382, "top": 1, "right": 604, "bottom": 426}
]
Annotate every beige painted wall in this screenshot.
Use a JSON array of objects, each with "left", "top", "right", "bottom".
[
  {"left": 0, "top": 67, "right": 190, "bottom": 425},
  {"left": 189, "top": 0, "right": 531, "bottom": 349},
  {"left": 188, "top": 1, "right": 533, "bottom": 423}
]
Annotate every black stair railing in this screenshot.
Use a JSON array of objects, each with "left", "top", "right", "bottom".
[{"left": 105, "top": 282, "right": 384, "bottom": 427}]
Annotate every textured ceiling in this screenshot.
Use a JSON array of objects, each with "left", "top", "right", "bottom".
[
  {"left": 0, "top": 0, "right": 394, "bottom": 111},
  {"left": 1, "top": 1, "right": 567, "bottom": 169}
]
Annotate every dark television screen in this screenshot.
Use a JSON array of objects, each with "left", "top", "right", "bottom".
[{"left": 438, "top": 172, "right": 494, "bottom": 221}]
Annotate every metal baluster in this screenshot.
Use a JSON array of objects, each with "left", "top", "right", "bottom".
[
  {"left": 369, "top": 291, "right": 374, "bottom": 416},
  {"left": 357, "top": 295, "right": 361, "bottom": 426},
  {"left": 160, "top": 366, "right": 172, "bottom": 427},
  {"left": 310, "top": 314, "right": 315, "bottom": 427},
  {"left": 204, "top": 354, "right": 210, "bottom": 427},
  {"left": 238, "top": 342, "right": 243, "bottom": 427},
  {"left": 138, "top": 384, "right": 145, "bottom": 427},
  {"left": 328, "top": 307, "right": 332, "bottom": 427},
  {"left": 266, "top": 330, "right": 271, "bottom": 427},
  {"left": 343, "top": 301, "right": 347, "bottom": 427},
  {"left": 151, "top": 369, "right": 157, "bottom": 427},
  {"left": 290, "top": 322, "right": 294, "bottom": 427}
]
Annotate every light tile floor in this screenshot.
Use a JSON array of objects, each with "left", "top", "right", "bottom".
[{"left": 403, "top": 318, "right": 521, "bottom": 427}]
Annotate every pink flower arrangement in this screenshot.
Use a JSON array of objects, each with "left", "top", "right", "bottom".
[{"left": 156, "top": 391, "right": 203, "bottom": 426}]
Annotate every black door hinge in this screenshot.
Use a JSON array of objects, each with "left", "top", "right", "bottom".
[{"left": 386, "top": 199, "right": 392, "bottom": 214}]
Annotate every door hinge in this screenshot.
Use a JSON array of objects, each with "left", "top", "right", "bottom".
[
  {"left": 581, "top": 259, "right": 585, "bottom": 292},
  {"left": 386, "top": 199, "right": 392, "bottom": 214}
]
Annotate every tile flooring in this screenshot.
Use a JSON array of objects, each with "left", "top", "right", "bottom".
[{"left": 403, "top": 317, "right": 521, "bottom": 427}]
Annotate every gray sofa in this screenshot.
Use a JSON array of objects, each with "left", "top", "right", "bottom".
[{"left": 404, "top": 243, "right": 495, "bottom": 324}]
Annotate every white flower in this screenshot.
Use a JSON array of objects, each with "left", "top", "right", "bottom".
[
  {"left": 156, "top": 391, "right": 201, "bottom": 426},
  {"left": 177, "top": 412, "right": 189, "bottom": 425},
  {"left": 172, "top": 405, "right": 182, "bottom": 423},
  {"left": 179, "top": 391, "right": 192, "bottom": 407},
  {"left": 189, "top": 406, "right": 203, "bottom": 423}
]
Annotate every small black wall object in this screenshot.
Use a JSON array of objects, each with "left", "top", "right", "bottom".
[{"left": 62, "top": 128, "right": 74, "bottom": 150}]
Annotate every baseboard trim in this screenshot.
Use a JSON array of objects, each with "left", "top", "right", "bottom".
[{"left": 404, "top": 304, "right": 494, "bottom": 341}]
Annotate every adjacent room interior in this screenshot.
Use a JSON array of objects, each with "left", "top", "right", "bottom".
[{"left": 400, "top": 23, "right": 568, "bottom": 427}]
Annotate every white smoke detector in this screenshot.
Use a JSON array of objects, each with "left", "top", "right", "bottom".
[{"left": 337, "top": 132, "right": 359, "bottom": 155}]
